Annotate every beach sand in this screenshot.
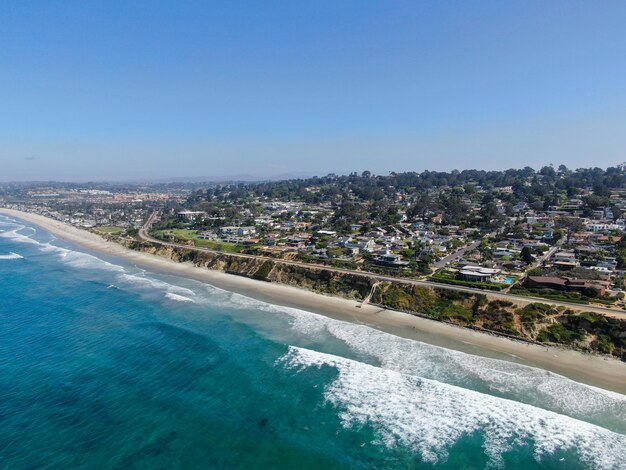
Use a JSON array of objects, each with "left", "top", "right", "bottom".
[{"left": 2, "top": 208, "right": 625, "bottom": 393}]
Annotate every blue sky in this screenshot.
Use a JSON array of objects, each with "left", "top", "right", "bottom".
[{"left": 1, "top": 1, "right": 626, "bottom": 181}]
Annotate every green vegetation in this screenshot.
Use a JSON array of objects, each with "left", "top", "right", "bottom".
[
  {"left": 430, "top": 270, "right": 506, "bottom": 291},
  {"left": 537, "top": 323, "right": 585, "bottom": 344},
  {"left": 253, "top": 260, "right": 275, "bottom": 280},
  {"left": 520, "top": 246, "right": 533, "bottom": 264},
  {"left": 94, "top": 226, "right": 126, "bottom": 235},
  {"left": 510, "top": 286, "right": 615, "bottom": 305},
  {"left": 370, "top": 279, "right": 625, "bottom": 357},
  {"left": 435, "top": 303, "right": 474, "bottom": 322},
  {"left": 127, "top": 238, "right": 626, "bottom": 360},
  {"left": 380, "top": 286, "right": 416, "bottom": 311},
  {"left": 517, "top": 303, "right": 553, "bottom": 322},
  {"left": 151, "top": 229, "right": 246, "bottom": 253},
  {"left": 576, "top": 311, "right": 609, "bottom": 325},
  {"left": 592, "top": 334, "right": 615, "bottom": 354}
]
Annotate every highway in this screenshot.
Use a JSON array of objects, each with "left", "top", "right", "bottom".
[{"left": 139, "top": 212, "right": 625, "bottom": 318}]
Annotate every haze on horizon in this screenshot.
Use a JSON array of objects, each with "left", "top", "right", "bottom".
[{"left": 1, "top": 1, "right": 626, "bottom": 182}]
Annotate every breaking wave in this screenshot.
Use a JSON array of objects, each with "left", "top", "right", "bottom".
[
  {"left": 280, "top": 346, "right": 626, "bottom": 468},
  {"left": 0, "top": 225, "right": 40, "bottom": 245},
  {"left": 165, "top": 292, "right": 195, "bottom": 303},
  {"left": 2, "top": 214, "right": 624, "bottom": 438},
  {"left": 215, "top": 290, "right": 626, "bottom": 431}
]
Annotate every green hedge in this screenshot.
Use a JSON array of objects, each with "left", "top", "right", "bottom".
[{"left": 429, "top": 277, "right": 506, "bottom": 291}]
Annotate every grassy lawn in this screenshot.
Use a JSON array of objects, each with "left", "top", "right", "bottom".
[
  {"left": 194, "top": 239, "right": 244, "bottom": 253},
  {"left": 152, "top": 229, "right": 246, "bottom": 253},
  {"left": 509, "top": 286, "right": 616, "bottom": 305},
  {"left": 431, "top": 269, "right": 456, "bottom": 280},
  {"left": 155, "top": 229, "right": 198, "bottom": 240},
  {"left": 429, "top": 269, "right": 506, "bottom": 291},
  {"left": 94, "top": 226, "right": 126, "bottom": 235}
]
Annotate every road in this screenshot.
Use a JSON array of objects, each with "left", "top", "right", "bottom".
[
  {"left": 139, "top": 212, "right": 625, "bottom": 318},
  {"left": 529, "top": 239, "right": 563, "bottom": 270},
  {"left": 431, "top": 239, "right": 482, "bottom": 270}
]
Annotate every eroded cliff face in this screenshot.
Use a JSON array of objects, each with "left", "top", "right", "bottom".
[
  {"left": 124, "top": 240, "right": 373, "bottom": 300},
  {"left": 124, "top": 240, "right": 626, "bottom": 360},
  {"left": 371, "top": 283, "right": 626, "bottom": 358}
]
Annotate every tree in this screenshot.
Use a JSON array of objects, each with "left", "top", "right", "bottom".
[
  {"left": 478, "top": 193, "right": 504, "bottom": 230},
  {"left": 556, "top": 217, "right": 584, "bottom": 244},
  {"left": 521, "top": 246, "right": 534, "bottom": 264}
]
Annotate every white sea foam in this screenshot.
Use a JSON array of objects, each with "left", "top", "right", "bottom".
[
  {"left": 2, "top": 216, "right": 623, "bottom": 433},
  {"left": 328, "top": 319, "right": 626, "bottom": 421},
  {"left": 47, "top": 241, "right": 128, "bottom": 276},
  {"left": 0, "top": 219, "right": 127, "bottom": 273},
  {"left": 1, "top": 220, "right": 200, "bottom": 301},
  {"left": 45, "top": 245, "right": 125, "bottom": 273},
  {"left": 0, "top": 252, "right": 24, "bottom": 260},
  {"left": 0, "top": 226, "right": 41, "bottom": 245},
  {"left": 165, "top": 292, "right": 195, "bottom": 303},
  {"left": 117, "top": 272, "right": 198, "bottom": 297},
  {"left": 249, "top": 299, "right": 626, "bottom": 429},
  {"left": 280, "top": 346, "right": 626, "bottom": 468}
]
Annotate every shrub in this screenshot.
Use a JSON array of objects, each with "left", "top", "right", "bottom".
[
  {"left": 591, "top": 334, "right": 614, "bottom": 354},
  {"left": 538, "top": 323, "right": 584, "bottom": 344},
  {"left": 382, "top": 287, "right": 413, "bottom": 310},
  {"left": 253, "top": 260, "right": 275, "bottom": 280},
  {"left": 517, "top": 303, "right": 552, "bottom": 322}
]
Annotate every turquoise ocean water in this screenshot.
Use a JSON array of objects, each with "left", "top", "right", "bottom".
[{"left": 0, "top": 214, "right": 625, "bottom": 469}]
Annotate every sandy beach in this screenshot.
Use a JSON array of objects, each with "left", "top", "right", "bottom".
[{"left": 2, "top": 208, "right": 625, "bottom": 393}]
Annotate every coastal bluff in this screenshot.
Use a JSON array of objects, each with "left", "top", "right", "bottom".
[{"left": 123, "top": 238, "right": 626, "bottom": 361}]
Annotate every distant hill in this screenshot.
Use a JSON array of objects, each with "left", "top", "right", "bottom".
[{"left": 149, "top": 172, "right": 318, "bottom": 184}]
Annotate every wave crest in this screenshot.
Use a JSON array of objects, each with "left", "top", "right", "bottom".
[{"left": 280, "top": 346, "right": 626, "bottom": 468}]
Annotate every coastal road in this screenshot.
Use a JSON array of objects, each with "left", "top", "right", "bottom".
[{"left": 139, "top": 212, "right": 626, "bottom": 318}]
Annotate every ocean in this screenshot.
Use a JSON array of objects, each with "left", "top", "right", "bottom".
[{"left": 1, "top": 214, "right": 625, "bottom": 469}]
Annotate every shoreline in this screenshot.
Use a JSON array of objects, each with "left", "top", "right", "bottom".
[{"left": 2, "top": 208, "right": 625, "bottom": 393}]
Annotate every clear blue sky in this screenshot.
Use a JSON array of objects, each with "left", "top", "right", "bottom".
[{"left": 1, "top": 1, "right": 626, "bottom": 181}]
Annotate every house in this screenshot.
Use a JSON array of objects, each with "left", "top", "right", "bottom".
[
  {"left": 593, "top": 209, "right": 605, "bottom": 220},
  {"left": 525, "top": 276, "right": 606, "bottom": 296},
  {"left": 263, "top": 234, "right": 280, "bottom": 246},
  {"left": 458, "top": 265, "right": 500, "bottom": 282},
  {"left": 346, "top": 246, "right": 360, "bottom": 257},
  {"left": 197, "top": 231, "right": 216, "bottom": 240},
  {"left": 286, "top": 235, "right": 308, "bottom": 249},
  {"left": 513, "top": 202, "right": 527, "bottom": 212},
  {"left": 221, "top": 226, "right": 256, "bottom": 236},
  {"left": 552, "top": 251, "right": 579, "bottom": 269},
  {"left": 494, "top": 250, "right": 514, "bottom": 258},
  {"left": 346, "top": 239, "right": 375, "bottom": 253},
  {"left": 599, "top": 257, "right": 618, "bottom": 270},
  {"left": 317, "top": 229, "right": 337, "bottom": 236},
  {"left": 495, "top": 186, "right": 513, "bottom": 194},
  {"left": 586, "top": 266, "right": 611, "bottom": 281},
  {"left": 311, "top": 248, "right": 328, "bottom": 259},
  {"left": 374, "top": 251, "right": 409, "bottom": 268},
  {"left": 177, "top": 211, "right": 206, "bottom": 222},
  {"left": 586, "top": 222, "right": 624, "bottom": 232}
]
